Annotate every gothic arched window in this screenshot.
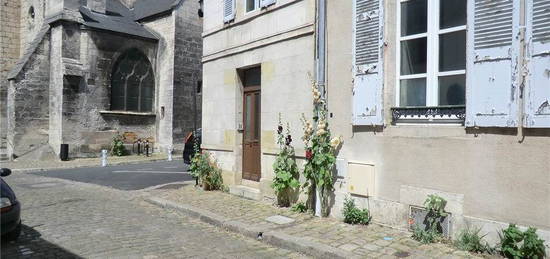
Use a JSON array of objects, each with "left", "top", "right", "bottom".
[{"left": 111, "top": 49, "right": 154, "bottom": 112}]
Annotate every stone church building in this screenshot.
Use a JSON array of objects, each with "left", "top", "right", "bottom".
[{"left": 0, "top": 0, "right": 202, "bottom": 160}]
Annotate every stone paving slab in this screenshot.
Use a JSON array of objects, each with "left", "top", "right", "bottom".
[
  {"left": 0, "top": 153, "right": 171, "bottom": 172},
  {"left": 147, "top": 185, "right": 488, "bottom": 259}
]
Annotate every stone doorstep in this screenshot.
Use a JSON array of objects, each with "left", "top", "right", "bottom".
[
  {"left": 229, "top": 185, "right": 262, "bottom": 201},
  {"left": 145, "top": 197, "right": 357, "bottom": 259}
]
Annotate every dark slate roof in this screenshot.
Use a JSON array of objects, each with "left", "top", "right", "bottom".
[
  {"left": 80, "top": 0, "right": 157, "bottom": 40},
  {"left": 7, "top": 24, "right": 50, "bottom": 80},
  {"left": 133, "top": 0, "right": 182, "bottom": 21}
]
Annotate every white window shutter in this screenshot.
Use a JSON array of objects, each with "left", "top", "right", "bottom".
[
  {"left": 352, "top": 0, "right": 384, "bottom": 126},
  {"left": 466, "top": 0, "right": 520, "bottom": 127},
  {"left": 223, "top": 0, "right": 235, "bottom": 23},
  {"left": 260, "top": 0, "right": 276, "bottom": 8},
  {"left": 524, "top": 0, "right": 550, "bottom": 128}
]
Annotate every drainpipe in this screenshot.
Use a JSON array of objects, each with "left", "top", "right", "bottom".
[
  {"left": 517, "top": 0, "right": 526, "bottom": 143},
  {"left": 314, "top": 0, "right": 327, "bottom": 217}
]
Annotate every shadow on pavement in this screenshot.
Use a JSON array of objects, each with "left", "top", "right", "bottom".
[{"left": 1, "top": 224, "right": 83, "bottom": 258}]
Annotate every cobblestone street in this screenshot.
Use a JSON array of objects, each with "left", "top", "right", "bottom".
[{"left": 0, "top": 172, "right": 308, "bottom": 258}]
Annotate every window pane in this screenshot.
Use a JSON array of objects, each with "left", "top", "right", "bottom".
[
  {"left": 126, "top": 75, "right": 140, "bottom": 111},
  {"left": 244, "top": 94, "right": 252, "bottom": 141},
  {"left": 140, "top": 72, "right": 154, "bottom": 112},
  {"left": 400, "top": 78, "right": 426, "bottom": 107},
  {"left": 439, "top": 75, "right": 465, "bottom": 106},
  {"left": 401, "top": 0, "right": 427, "bottom": 36},
  {"left": 243, "top": 67, "right": 261, "bottom": 87},
  {"left": 246, "top": 0, "right": 255, "bottom": 12},
  {"left": 254, "top": 93, "right": 260, "bottom": 140},
  {"left": 439, "top": 30, "right": 466, "bottom": 71},
  {"left": 401, "top": 38, "right": 427, "bottom": 75},
  {"left": 440, "top": 0, "right": 466, "bottom": 29}
]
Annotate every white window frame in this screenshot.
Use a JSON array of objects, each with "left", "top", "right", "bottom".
[
  {"left": 396, "top": 0, "right": 467, "bottom": 107},
  {"left": 244, "top": 0, "right": 260, "bottom": 14}
]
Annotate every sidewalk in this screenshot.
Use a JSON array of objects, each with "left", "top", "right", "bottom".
[
  {"left": 0, "top": 153, "right": 171, "bottom": 172},
  {"left": 146, "top": 185, "right": 485, "bottom": 259}
]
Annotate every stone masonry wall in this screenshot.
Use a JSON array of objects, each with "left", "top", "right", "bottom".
[
  {"left": 20, "top": 0, "right": 45, "bottom": 51},
  {"left": 142, "top": 13, "right": 176, "bottom": 152},
  {"left": 8, "top": 30, "right": 50, "bottom": 158},
  {"left": 173, "top": 0, "right": 203, "bottom": 150},
  {"left": 59, "top": 29, "right": 158, "bottom": 156},
  {"left": 1, "top": 0, "right": 21, "bottom": 139}
]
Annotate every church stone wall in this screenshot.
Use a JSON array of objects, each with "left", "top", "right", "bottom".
[
  {"left": 7, "top": 31, "right": 50, "bottom": 158},
  {"left": 60, "top": 29, "right": 158, "bottom": 156},
  {"left": 172, "top": 0, "right": 203, "bottom": 151},
  {"left": 142, "top": 13, "right": 176, "bottom": 152},
  {"left": 1, "top": 0, "right": 21, "bottom": 140}
]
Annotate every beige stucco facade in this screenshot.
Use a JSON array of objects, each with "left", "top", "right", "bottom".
[
  {"left": 203, "top": 0, "right": 550, "bottom": 247},
  {"left": 326, "top": 0, "right": 550, "bottom": 246},
  {"left": 202, "top": 0, "right": 315, "bottom": 195}
]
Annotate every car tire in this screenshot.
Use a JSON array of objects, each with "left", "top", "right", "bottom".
[{"left": 4, "top": 222, "right": 21, "bottom": 241}]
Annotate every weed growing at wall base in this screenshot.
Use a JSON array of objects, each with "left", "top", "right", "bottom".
[
  {"left": 454, "top": 226, "right": 491, "bottom": 254},
  {"left": 499, "top": 224, "right": 547, "bottom": 259},
  {"left": 411, "top": 194, "right": 448, "bottom": 244},
  {"left": 342, "top": 196, "right": 371, "bottom": 225},
  {"left": 110, "top": 135, "right": 127, "bottom": 156}
]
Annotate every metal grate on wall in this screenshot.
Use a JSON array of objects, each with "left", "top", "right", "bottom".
[
  {"left": 474, "top": 0, "right": 513, "bottom": 49},
  {"left": 355, "top": 0, "right": 380, "bottom": 66},
  {"left": 533, "top": 0, "right": 550, "bottom": 42}
]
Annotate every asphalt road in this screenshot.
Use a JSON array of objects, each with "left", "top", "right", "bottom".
[{"left": 30, "top": 160, "right": 193, "bottom": 190}]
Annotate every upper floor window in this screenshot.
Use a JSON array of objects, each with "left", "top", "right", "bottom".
[
  {"left": 111, "top": 49, "right": 155, "bottom": 112},
  {"left": 398, "top": 0, "right": 466, "bottom": 107},
  {"left": 245, "top": 0, "right": 260, "bottom": 13}
]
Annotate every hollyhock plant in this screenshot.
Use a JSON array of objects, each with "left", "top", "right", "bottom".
[
  {"left": 300, "top": 73, "right": 343, "bottom": 217},
  {"left": 271, "top": 114, "right": 300, "bottom": 207}
]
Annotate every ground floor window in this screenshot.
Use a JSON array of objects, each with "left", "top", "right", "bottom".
[
  {"left": 398, "top": 0, "right": 466, "bottom": 107},
  {"left": 110, "top": 49, "right": 154, "bottom": 112}
]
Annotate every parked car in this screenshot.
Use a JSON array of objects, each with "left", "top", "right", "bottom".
[
  {"left": 183, "top": 128, "right": 201, "bottom": 164},
  {"left": 1, "top": 168, "right": 21, "bottom": 241}
]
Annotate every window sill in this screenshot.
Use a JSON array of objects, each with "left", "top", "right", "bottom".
[
  {"left": 391, "top": 106, "right": 465, "bottom": 125},
  {"left": 99, "top": 111, "right": 156, "bottom": 117}
]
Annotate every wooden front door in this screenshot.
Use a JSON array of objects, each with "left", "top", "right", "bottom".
[{"left": 242, "top": 88, "right": 261, "bottom": 181}]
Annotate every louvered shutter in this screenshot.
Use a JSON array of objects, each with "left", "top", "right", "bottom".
[
  {"left": 260, "top": 0, "right": 276, "bottom": 8},
  {"left": 352, "top": 0, "right": 384, "bottom": 125},
  {"left": 524, "top": 0, "right": 550, "bottom": 127},
  {"left": 466, "top": 0, "right": 520, "bottom": 127},
  {"left": 223, "top": 0, "right": 235, "bottom": 23}
]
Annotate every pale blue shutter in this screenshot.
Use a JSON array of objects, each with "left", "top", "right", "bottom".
[
  {"left": 352, "top": 0, "right": 384, "bottom": 125},
  {"left": 223, "top": 0, "right": 235, "bottom": 23},
  {"left": 260, "top": 0, "right": 276, "bottom": 8},
  {"left": 524, "top": 0, "right": 550, "bottom": 127},
  {"left": 466, "top": 0, "right": 520, "bottom": 127}
]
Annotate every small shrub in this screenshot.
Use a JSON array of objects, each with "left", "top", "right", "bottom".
[
  {"left": 110, "top": 135, "right": 127, "bottom": 156},
  {"left": 189, "top": 151, "right": 224, "bottom": 191},
  {"left": 499, "top": 224, "right": 547, "bottom": 259},
  {"left": 454, "top": 226, "right": 489, "bottom": 253},
  {"left": 291, "top": 202, "right": 307, "bottom": 213},
  {"left": 342, "top": 196, "right": 371, "bottom": 225}
]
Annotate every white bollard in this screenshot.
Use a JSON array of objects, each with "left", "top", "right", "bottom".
[
  {"left": 101, "top": 149, "right": 108, "bottom": 167},
  {"left": 167, "top": 147, "right": 173, "bottom": 161}
]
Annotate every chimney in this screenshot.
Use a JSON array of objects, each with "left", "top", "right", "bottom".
[{"left": 88, "top": 0, "right": 107, "bottom": 13}]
